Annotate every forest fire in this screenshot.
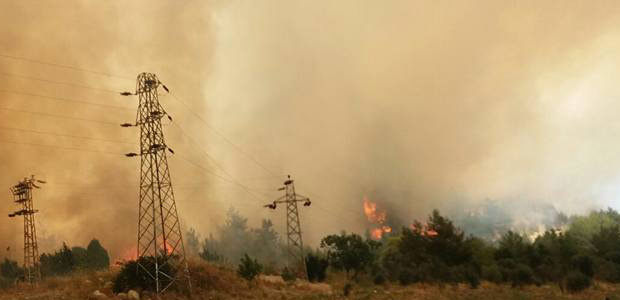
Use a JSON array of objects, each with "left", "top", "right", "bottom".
[
  {"left": 410, "top": 223, "right": 439, "bottom": 237},
  {"left": 115, "top": 246, "right": 137, "bottom": 264},
  {"left": 363, "top": 196, "right": 392, "bottom": 239}
]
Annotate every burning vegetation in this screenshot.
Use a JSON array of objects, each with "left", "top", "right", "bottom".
[{"left": 362, "top": 196, "right": 392, "bottom": 240}]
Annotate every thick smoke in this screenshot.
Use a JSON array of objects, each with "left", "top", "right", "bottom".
[
  {"left": 0, "top": 1, "right": 216, "bottom": 260},
  {"left": 3, "top": 1, "right": 620, "bottom": 262},
  {"left": 204, "top": 1, "right": 620, "bottom": 245}
]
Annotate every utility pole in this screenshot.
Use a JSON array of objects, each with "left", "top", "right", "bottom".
[
  {"left": 122, "top": 73, "right": 191, "bottom": 294},
  {"left": 264, "top": 175, "right": 311, "bottom": 275},
  {"left": 8, "top": 175, "right": 45, "bottom": 283}
]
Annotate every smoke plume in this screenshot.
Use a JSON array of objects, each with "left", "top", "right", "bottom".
[{"left": 2, "top": 1, "right": 620, "bottom": 260}]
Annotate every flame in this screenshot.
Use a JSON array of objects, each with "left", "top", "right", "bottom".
[
  {"left": 115, "top": 240, "right": 173, "bottom": 264},
  {"left": 363, "top": 196, "right": 387, "bottom": 223},
  {"left": 363, "top": 196, "right": 392, "bottom": 239},
  {"left": 410, "top": 224, "right": 439, "bottom": 237},
  {"left": 163, "top": 240, "right": 174, "bottom": 255},
  {"left": 114, "top": 245, "right": 138, "bottom": 264},
  {"left": 370, "top": 228, "right": 383, "bottom": 239},
  {"left": 425, "top": 229, "right": 438, "bottom": 236}
]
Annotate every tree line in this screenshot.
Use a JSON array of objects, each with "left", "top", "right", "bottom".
[
  {"left": 0, "top": 239, "right": 110, "bottom": 286},
  {"left": 197, "top": 207, "right": 620, "bottom": 293}
]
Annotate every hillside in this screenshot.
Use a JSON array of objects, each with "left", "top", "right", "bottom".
[{"left": 2, "top": 260, "right": 620, "bottom": 300}]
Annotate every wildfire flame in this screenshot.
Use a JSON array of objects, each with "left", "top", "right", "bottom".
[
  {"left": 363, "top": 196, "right": 392, "bottom": 239},
  {"left": 115, "top": 240, "right": 174, "bottom": 265},
  {"left": 410, "top": 223, "right": 439, "bottom": 237},
  {"left": 114, "top": 245, "right": 138, "bottom": 265},
  {"left": 162, "top": 240, "right": 174, "bottom": 256}
]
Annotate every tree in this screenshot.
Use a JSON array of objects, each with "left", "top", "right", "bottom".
[
  {"left": 86, "top": 239, "right": 110, "bottom": 270},
  {"left": 425, "top": 210, "right": 471, "bottom": 267},
  {"left": 305, "top": 252, "right": 328, "bottom": 282},
  {"left": 113, "top": 256, "right": 176, "bottom": 293},
  {"left": 496, "top": 231, "right": 527, "bottom": 261},
  {"left": 40, "top": 243, "right": 75, "bottom": 276},
  {"left": 71, "top": 246, "right": 88, "bottom": 269},
  {"left": 321, "top": 233, "right": 379, "bottom": 280},
  {"left": 237, "top": 254, "right": 262, "bottom": 286},
  {"left": 591, "top": 225, "right": 620, "bottom": 257},
  {"left": 200, "top": 208, "right": 252, "bottom": 266},
  {"left": 250, "top": 219, "right": 282, "bottom": 271},
  {"left": 0, "top": 258, "right": 22, "bottom": 281},
  {"left": 568, "top": 208, "right": 620, "bottom": 240},
  {"left": 185, "top": 228, "right": 201, "bottom": 257}
]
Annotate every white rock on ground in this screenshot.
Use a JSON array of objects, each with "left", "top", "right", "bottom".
[
  {"left": 92, "top": 290, "right": 107, "bottom": 299},
  {"left": 127, "top": 290, "right": 140, "bottom": 300},
  {"left": 104, "top": 281, "right": 113, "bottom": 289},
  {"left": 294, "top": 281, "right": 333, "bottom": 294},
  {"left": 259, "top": 274, "right": 285, "bottom": 284},
  {"left": 116, "top": 293, "right": 127, "bottom": 299}
]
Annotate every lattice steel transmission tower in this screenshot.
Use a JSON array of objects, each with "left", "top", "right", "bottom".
[
  {"left": 264, "top": 175, "right": 311, "bottom": 273},
  {"left": 8, "top": 175, "right": 45, "bottom": 283},
  {"left": 122, "top": 73, "right": 190, "bottom": 294}
]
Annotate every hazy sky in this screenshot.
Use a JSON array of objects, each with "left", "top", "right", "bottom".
[{"left": 2, "top": 1, "right": 620, "bottom": 260}]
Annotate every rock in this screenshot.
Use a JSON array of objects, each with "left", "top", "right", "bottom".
[
  {"left": 127, "top": 290, "right": 140, "bottom": 300},
  {"left": 117, "top": 293, "right": 127, "bottom": 299},
  {"left": 92, "top": 290, "right": 107, "bottom": 299},
  {"left": 295, "top": 281, "right": 332, "bottom": 294},
  {"left": 104, "top": 281, "right": 113, "bottom": 289},
  {"left": 259, "top": 274, "right": 285, "bottom": 284},
  {"left": 85, "top": 279, "right": 92, "bottom": 284}
]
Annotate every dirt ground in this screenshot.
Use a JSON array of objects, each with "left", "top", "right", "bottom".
[{"left": 1, "top": 263, "right": 620, "bottom": 300}]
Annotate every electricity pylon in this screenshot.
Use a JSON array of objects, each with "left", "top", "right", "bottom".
[
  {"left": 8, "top": 175, "right": 45, "bottom": 283},
  {"left": 264, "top": 175, "right": 311, "bottom": 274},
  {"left": 122, "top": 73, "right": 190, "bottom": 294}
]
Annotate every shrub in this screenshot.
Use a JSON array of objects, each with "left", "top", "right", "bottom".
[
  {"left": 0, "top": 259, "right": 22, "bottom": 281},
  {"left": 398, "top": 268, "right": 422, "bottom": 285},
  {"left": 237, "top": 254, "right": 262, "bottom": 286},
  {"left": 482, "top": 264, "right": 503, "bottom": 283},
  {"left": 86, "top": 239, "right": 110, "bottom": 270},
  {"left": 511, "top": 264, "right": 534, "bottom": 287},
  {"left": 604, "top": 251, "right": 620, "bottom": 264},
  {"left": 565, "top": 271, "right": 591, "bottom": 293},
  {"left": 373, "top": 273, "right": 386, "bottom": 285},
  {"left": 597, "top": 260, "right": 620, "bottom": 283},
  {"left": 40, "top": 243, "right": 75, "bottom": 277},
  {"left": 305, "top": 253, "right": 328, "bottom": 282},
  {"left": 112, "top": 256, "right": 176, "bottom": 293},
  {"left": 464, "top": 267, "right": 480, "bottom": 289},
  {"left": 199, "top": 248, "right": 225, "bottom": 264},
  {"left": 571, "top": 255, "right": 594, "bottom": 278},
  {"left": 321, "top": 233, "right": 379, "bottom": 280},
  {"left": 343, "top": 283, "right": 353, "bottom": 296},
  {"left": 281, "top": 267, "right": 296, "bottom": 282}
]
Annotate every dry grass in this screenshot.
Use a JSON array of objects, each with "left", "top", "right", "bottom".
[{"left": 2, "top": 264, "right": 620, "bottom": 300}]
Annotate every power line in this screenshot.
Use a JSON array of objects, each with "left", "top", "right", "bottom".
[
  {"left": 0, "top": 53, "right": 133, "bottom": 80},
  {"left": 0, "top": 72, "right": 120, "bottom": 94},
  {"left": 170, "top": 122, "right": 233, "bottom": 180},
  {"left": 0, "top": 139, "right": 124, "bottom": 155},
  {"left": 169, "top": 121, "right": 281, "bottom": 200},
  {"left": 165, "top": 95, "right": 368, "bottom": 230},
  {"left": 0, "top": 90, "right": 133, "bottom": 110},
  {"left": 0, "top": 126, "right": 136, "bottom": 145},
  {"left": 0, "top": 107, "right": 119, "bottom": 125},
  {"left": 174, "top": 154, "right": 271, "bottom": 202},
  {"left": 167, "top": 92, "right": 278, "bottom": 176}
]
